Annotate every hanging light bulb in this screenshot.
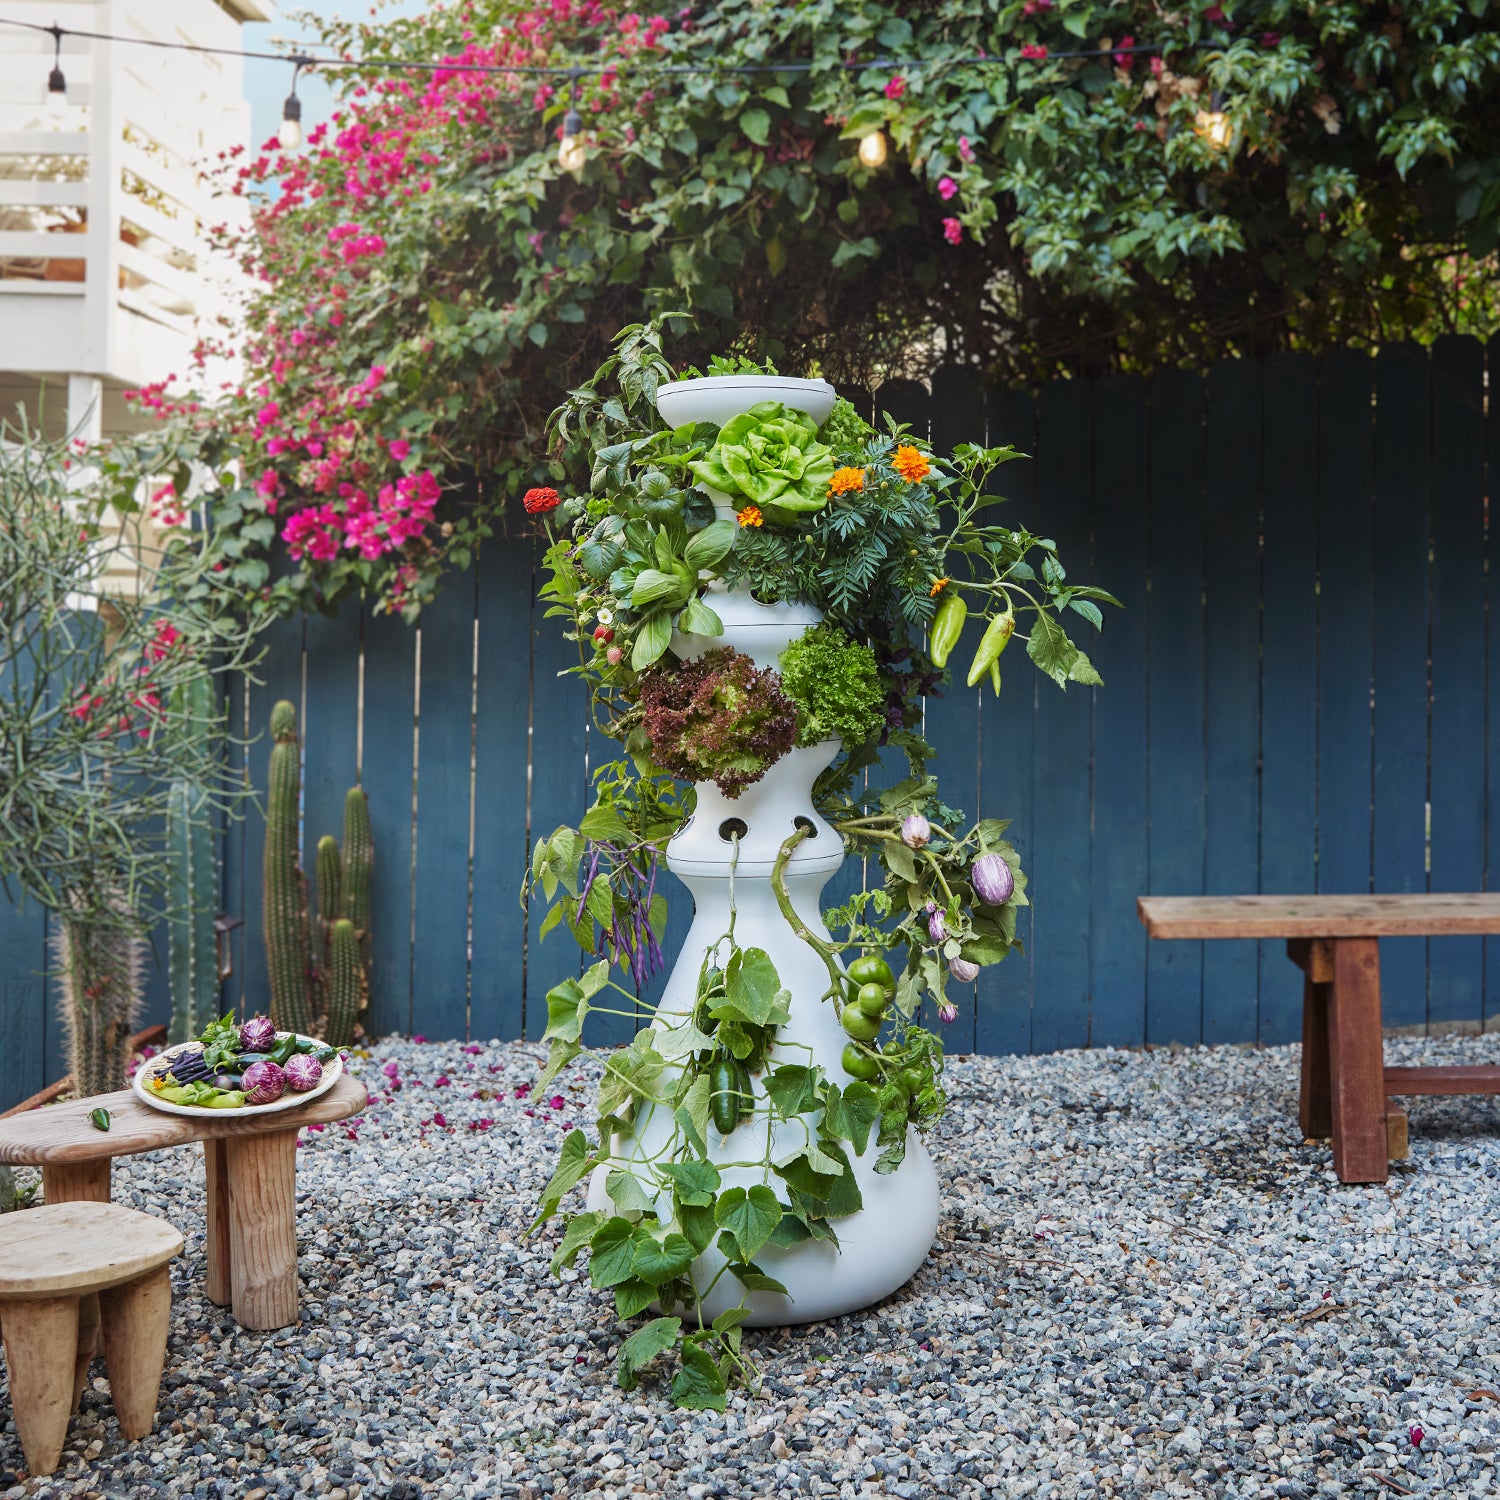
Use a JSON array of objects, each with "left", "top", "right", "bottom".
[
  {"left": 1194, "top": 89, "right": 1232, "bottom": 151},
  {"left": 279, "top": 57, "right": 309, "bottom": 151},
  {"left": 558, "top": 106, "right": 586, "bottom": 172},
  {"left": 857, "top": 129, "right": 889, "bottom": 169},
  {"left": 45, "top": 26, "right": 67, "bottom": 118},
  {"left": 558, "top": 67, "right": 586, "bottom": 173}
]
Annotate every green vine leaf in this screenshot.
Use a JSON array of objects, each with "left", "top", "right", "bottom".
[
  {"left": 614, "top": 1278, "right": 659, "bottom": 1320},
  {"left": 715, "top": 948, "right": 791, "bottom": 1027},
  {"left": 616, "top": 1316, "right": 682, "bottom": 1392},
  {"left": 730, "top": 1263, "right": 790, "bottom": 1295},
  {"left": 763, "top": 1064, "right": 819, "bottom": 1118},
  {"left": 671, "top": 1338, "right": 728, "bottom": 1413},
  {"left": 605, "top": 1169, "right": 656, "bottom": 1216},
  {"left": 549, "top": 1209, "right": 606, "bottom": 1274},
  {"left": 531, "top": 1129, "right": 596, "bottom": 1229},
  {"left": 676, "top": 1074, "right": 712, "bottom": 1156},
  {"left": 714, "top": 1184, "right": 783, "bottom": 1262},
  {"left": 659, "top": 1158, "right": 721, "bottom": 1207},
  {"left": 588, "top": 1216, "right": 641, "bottom": 1288},
  {"left": 823, "top": 1082, "right": 879, "bottom": 1154},
  {"left": 632, "top": 1229, "right": 698, "bottom": 1285}
]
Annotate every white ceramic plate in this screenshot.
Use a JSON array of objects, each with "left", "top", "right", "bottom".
[{"left": 133, "top": 1035, "right": 343, "bottom": 1118}]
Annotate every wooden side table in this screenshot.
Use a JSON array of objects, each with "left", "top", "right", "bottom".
[
  {"left": 0, "top": 1075, "right": 366, "bottom": 1329},
  {"left": 1138, "top": 895, "right": 1500, "bottom": 1184},
  {"left": 0, "top": 1201, "right": 183, "bottom": 1477}
]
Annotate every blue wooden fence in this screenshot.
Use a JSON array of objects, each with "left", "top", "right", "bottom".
[{"left": 3, "top": 337, "right": 1497, "bottom": 1109}]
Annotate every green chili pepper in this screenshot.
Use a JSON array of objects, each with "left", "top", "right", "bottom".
[
  {"left": 929, "top": 593, "right": 967, "bottom": 668},
  {"left": 89, "top": 1106, "right": 110, "bottom": 1132},
  {"left": 989, "top": 660, "right": 1001, "bottom": 696},
  {"left": 966, "top": 609, "right": 1015, "bottom": 687}
]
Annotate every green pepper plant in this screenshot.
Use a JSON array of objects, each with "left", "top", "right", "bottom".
[{"left": 523, "top": 319, "right": 1118, "bottom": 1408}]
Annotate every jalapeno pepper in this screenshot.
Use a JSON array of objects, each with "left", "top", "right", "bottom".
[
  {"left": 89, "top": 1107, "right": 110, "bottom": 1132},
  {"left": 989, "top": 660, "right": 1001, "bottom": 696},
  {"left": 966, "top": 608, "right": 1015, "bottom": 688},
  {"left": 928, "top": 593, "right": 968, "bottom": 669}
]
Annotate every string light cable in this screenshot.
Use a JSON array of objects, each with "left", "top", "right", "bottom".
[{"left": 2, "top": 16, "right": 1232, "bottom": 155}]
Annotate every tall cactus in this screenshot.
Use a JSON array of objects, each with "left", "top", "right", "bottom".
[
  {"left": 53, "top": 910, "right": 145, "bottom": 1097},
  {"left": 325, "top": 918, "right": 362, "bottom": 1049},
  {"left": 264, "top": 700, "right": 315, "bottom": 1035},
  {"left": 260, "top": 702, "right": 373, "bottom": 1045},
  {"left": 340, "top": 786, "right": 373, "bottom": 976},
  {"left": 165, "top": 668, "right": 219, "bottom": 1045}
]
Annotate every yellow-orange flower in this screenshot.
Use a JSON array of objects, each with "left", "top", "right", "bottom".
[
  {"left": 892, "top": 445, "right": 931, "bottom": 483},
  {"left": 737, "top": 505, "right": 763, "bottom": 528},
  {"left": 828, "top": 466, "right": 866, "bottom": 497},
  {"left": 930, "top": 576, "right": 951, "bottom": 596}
]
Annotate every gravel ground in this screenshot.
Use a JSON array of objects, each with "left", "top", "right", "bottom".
[{"left": 2, "top": 1031, "right": 1498, "bottom": 1500}]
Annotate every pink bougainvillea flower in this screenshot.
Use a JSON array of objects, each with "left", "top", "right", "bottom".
[
  {"left": 147, "top": 621, "right": 181, "bottom": 661},
  {"left": 381, "top": 1060, "right": 399, "bottom": 1077},
  {"left": 1113, "top": 35, "right": 1135, "bottom": 67},
  {"left": 958, "top": 136, "right": 975, "bottom": 163},
  {"left": 1409, "top": 1426, "right": 1424, "bottom": 1449},
  {"left": 938, "top": 176, "right": 958, "bottom": 200},
  {"left": 432, "top": 1112, "right": 447, "bottom": 1128},
  {"left": 884, "top": 75, "right": 905, "bottom": 100},
  {"left": 942, "top": 217, "right": 963, "bottom": 245},
  {"left": 461, "top": 1043, "right": 482, "bottom": 1055},
  {"left": 388, "top": 437, "right": 411, "bottom": 461},
  {"left": 1020, "top": 43, "right": 1048, "bottom": 61}
]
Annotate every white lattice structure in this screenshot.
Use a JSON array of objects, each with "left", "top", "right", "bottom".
[{"left": 0, "top": 0, "right": 268, "bottom": 441}]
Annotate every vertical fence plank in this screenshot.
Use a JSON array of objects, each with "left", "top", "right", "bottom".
[
  {"left": 1427, "top": 340, "right": 1485, "bottom": 1026},
  {"left": 239, "top": 610, "right": 303, "bottom": 1018},
  {"left": 1316, "top": 352, "right": 1376, "bottom": 905},
  {"left": 1372, "top": 348, "right": 1432, "bottom": 1030},
  {"left": 526, "top": 538, "right": 593, "bottom": 1041},
  {"left": 1487, "top": 336, "right": 1500, "bottom": 1031},
  {"left": 1029, "top": 379, "right": 1095, "bottom": 1053},
  {"left": 359, "top": 607, "right": 416, "bottom": 1037},
  {"left": 1145, "top": 368, "right": 1207, "bottom": 1045},
  {"left": 975, "top": 387, "right": 1037, "bottom": 1055},
  {"left": 1088, "top": 373, "right": 1150, "bottom": 1048},
  {"left": 410, "top": 572, "right": 477, "bottom": 1041},
  {"left": 0, "top": 895, "right": 47, "bottom": 1112},
  {"left": 1202, "top": 358, "right": 1263, "bottom": 1045},
  {"left": 926, "top": 365, "right": 987, "bottom": 1053},
  {"left": 471, "top": 538, "right": 536, "bottom": 1043},
  {"left": 1258, "top": 353, "right": 1320, "bottom": 1044},
  {"left": 301, "top": 605, "right": 363, "bottom": 895}
]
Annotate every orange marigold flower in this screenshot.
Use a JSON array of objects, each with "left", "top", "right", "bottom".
[
  {"left": 892, "top": 445, "right": 931, "bottom": 483},
  {"left": 828, "top": 466, "right": 866, "bottom": 496},
  {"left": 930, "top": 577, "right": 951, "bottom": 596},
  {"left": 737, "top": 505, "right": 764, "bottom": 528}
]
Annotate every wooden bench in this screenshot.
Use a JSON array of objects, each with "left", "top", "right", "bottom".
[
  {"left": 0, "top": 1075, "right": 366, "bottom": 1329},
  {"left": 1137, "top": 895, "right": 1500, "bottom": 1184}
]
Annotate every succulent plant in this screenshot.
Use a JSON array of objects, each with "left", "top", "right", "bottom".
[{"left": 52, "top": 904, "right": 145, "bottom": 1097}]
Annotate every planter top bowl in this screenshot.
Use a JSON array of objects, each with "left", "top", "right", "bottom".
[{"left": 656, "top": 374, "right": 837, "bottom": 431}]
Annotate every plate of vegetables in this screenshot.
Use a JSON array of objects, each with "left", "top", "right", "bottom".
[{"left": 134, "top": 1013, "right": 343, "bottom": 1117}]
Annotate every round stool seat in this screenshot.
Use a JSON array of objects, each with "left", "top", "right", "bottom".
[{"left": 0, "top": 1202, "right": 183, "bottom": 1299}]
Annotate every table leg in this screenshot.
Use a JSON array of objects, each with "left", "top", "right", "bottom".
[
  {"left": 0, "top": 1295, "right": 78, "bottom": 1477},
  {"left": 203, "top": 1139, "right": 232, "bottom": 1306},
  {"left": 99, "top": 1265, "right": 172, "bottom": 1442},
  {"left": 42, "top": 1159, "right": 111, "bottom": 1205},
  {"left": 1328, "top": 937, "right": 1389, "bottom": 1184},
  {"left": 224, "top": 1129, "right": 299, "bottom": 1330}
]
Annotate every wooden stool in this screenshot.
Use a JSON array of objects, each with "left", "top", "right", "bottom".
[
  {"left": 0, "top": 1201, "right": 183, "bottom": 1477},
  {"left": 0, "top": 1075, "right": 366, "bottom": 1329}
]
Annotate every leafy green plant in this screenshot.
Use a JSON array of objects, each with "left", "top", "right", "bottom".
[
  {"left": 688, "top": 403, "right": 837, "bottom": 519},
  {"left": 778, "top": 626, "right": 885, "bottom": 750}
]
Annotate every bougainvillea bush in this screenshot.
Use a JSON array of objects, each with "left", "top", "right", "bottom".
[{"left": 131, "top": 0, "right": 1497, "bottom": 620}]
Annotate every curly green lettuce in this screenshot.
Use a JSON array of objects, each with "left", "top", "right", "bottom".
[
  {"left": 688, "top": 401, "right": 837, "bottom": 517},
  {"left": 778, "top": 625, "right": 886, "bottom": 750}
]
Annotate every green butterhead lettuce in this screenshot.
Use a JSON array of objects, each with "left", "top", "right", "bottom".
[{"left": 689, "top": 401, "right": 837, "bottom": 516}]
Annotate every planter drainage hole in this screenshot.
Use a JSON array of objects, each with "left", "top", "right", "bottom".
[
  {"left": 792, "top": 816, "right": 818, "bottom": 838},
  {"left": 718, "top": 818, "right": 749, "bottom": 843}
]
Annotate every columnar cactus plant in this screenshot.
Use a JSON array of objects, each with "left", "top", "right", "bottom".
[
  {"left": 264, "top": 700, "right": 315, "bottom": 1036},
  {"left": 261, "top": 702, "right": 373, "bottom": 1045},
  {"left": 52, "top": 909, "right": 145, "bottom": 1097}
]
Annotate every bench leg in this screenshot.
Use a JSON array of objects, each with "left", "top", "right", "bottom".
[
  {"left": 42, "top": 1159, "right": 111, "bottom": 1205},
  {"left": 0, "top": 1295, "right": 78, "bottom": 1477},
  {"left": 1299, "top": 973, "right": 1332, "bottom": 1139},
  {"left": 203, "top": 1139, "right": 232, "bottom": 1307},
  {"left": 1328, "top": 937, "right": 1389, "bottom": 1184},
  {"left": 99, "top": 1265, "right": 172, "bottom": 1442},
  {"left": 225, "top": 1129, "right": 299, "bottom": 1330}
]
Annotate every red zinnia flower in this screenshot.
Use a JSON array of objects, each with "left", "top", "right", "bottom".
[{"left": 523, "top": 486, "right": 561, "bottom": 514}]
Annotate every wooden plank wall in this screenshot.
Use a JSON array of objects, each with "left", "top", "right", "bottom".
[{"left": 1, "top": 338, "right": 1496, "bottom": 1107}]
